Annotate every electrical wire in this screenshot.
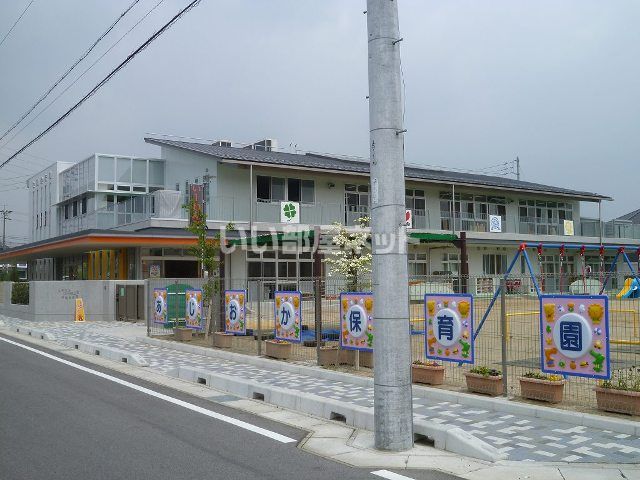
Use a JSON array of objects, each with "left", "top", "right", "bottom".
[
  {"left": 0, "top": 0, "right": 142, "bottom": 143},
  {"left": 0, "top": 0, "right": 201, "bottom": 171},
  {"left": 0, "top": 0, "right": 34, "bottom": 50}
]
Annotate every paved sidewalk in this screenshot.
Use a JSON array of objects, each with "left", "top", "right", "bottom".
[{"left": 3, "top": 318, "right": 640, "bottom": 465}]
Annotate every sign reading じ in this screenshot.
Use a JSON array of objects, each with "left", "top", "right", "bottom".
[
  {"left": 153, "top": 288, "right": 167, "bottom": 324},
  {"left": 274, "top": 291, "right": 301, "bottom": 342},
  {"left": 340, "top": 293, "right": 374, "bottom": 351},
  {"left": 425, "top": 293, "right": 474, "bottom": 363},
  {"left": 225, "top": 290, "right": 246, "bottom": 334},
  {"left": 540, "top": 295, "right": 609, "bottom": 379},
  {"left": 185, "top": 289, "right": 203, "bottom": 330}
]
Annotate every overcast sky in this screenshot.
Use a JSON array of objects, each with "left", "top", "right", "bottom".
[{"left": 0, "top": 0, "right": 638, "bottom": 245}]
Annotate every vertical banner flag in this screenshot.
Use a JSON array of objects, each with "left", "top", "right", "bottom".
[
  {"left": 425, "top": 293, "right": 474, "bottom": 363},
  {"left": 153, "top": 288, "right": 167, "bottom": 324},
  {"left": 540, "top": 295, "right": 609, "bottom": 379},
  {"left": 74, "top": 298, "right": 86, "bottom": 322},
  {"left": 340, "top": 292, "right": 374, "bottom": 351},
  {"left": 185, "top": 289, "right": 203, "bottom": 330},
  {"left": 225, "top": 290, "right": 246, "bottom": 335},
  {"left": 274, "top": 291, "right": 302, "bottom": 342}
]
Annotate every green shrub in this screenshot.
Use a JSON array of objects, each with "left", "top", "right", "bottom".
[
  {"left": 600, "top": 366, "right": 640, "bottom": 392},
  {"left": 11, "top": 282, "right": 29, "bottom": 305},
  {"left": 469, "top": 366, "right": 501, "bottom": 377}
]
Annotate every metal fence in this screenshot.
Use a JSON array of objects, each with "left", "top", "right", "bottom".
[{"left": 145, "top": 274, "right": 640, "bottom": 412}]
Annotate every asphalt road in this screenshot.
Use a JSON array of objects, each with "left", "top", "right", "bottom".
[{"left": 0, "top": 335, "right": 461, "bottom": 480}]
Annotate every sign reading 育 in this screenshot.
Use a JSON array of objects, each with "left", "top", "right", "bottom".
[
  {"left": 425, "top": 293, "right": 474, "bottom": 363},
  {"left": 274, "top": 291, "right": 302, "bottom": 342},
  {"left": 340, "top": 292, "right": 374, "bottom": 351},
  {"left": 540, "top": 295, "right": 609, "bottom": 379},
  {"left": 184, "top": 289, "right": 203, "bottom": 330},
  {"left": 225, "top": 289, "right": 246, "bottom": 335},
  {"left": 153, "top": 288, "right": 167, "bottom": 324},
  {"left": 75, "top": 298, "right": 85, "bottom": 322}
]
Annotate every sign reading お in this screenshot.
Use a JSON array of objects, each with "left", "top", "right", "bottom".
[
  {"left": 540, "top": 295, "right": 609, "bottom": 379},
  {"left": 225, "top": 290, "right": 246, "bottom": 335},
  {"left": 184, "top": 289, "right": 203, "bottom": 330},
  {"left": 153, "top": 288, "right": 167, "bottom": 324},
  {"left": 274, "top": 291, "right": 301, "bottom": 342},
  {"left": 425, "top": 293, "right": 474, "bottom": 363},
  {"left": 340, "top": 293, "right": 374, "bottom": 351}
]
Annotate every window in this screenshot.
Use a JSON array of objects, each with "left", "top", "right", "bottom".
[
  {"left": 440, "top": 192, "right": 506, "bottom": 231},
  {"left": 81, "top": 197, "right": 87, "bottom": 215},
  {"left": 408, "top": 252, "right": 428, "bottom": 276},
  {"left": 256, "top": 176, "right": 287, "bottom": 202},
  {"left": 73, "top": 201, "right": 78, "bottom": 217},
  {"left": 117, "top": 158, "right": 131, "bottom": 183},
  {"left": 271, "top": 177, "right": 285, "bottom": 201},
  {"left": 483, "top": 254, "right": 507, "bottom": 275},
  {"left": 64, "top": 204, "right": 69, "bottom": 220},
  {"left": 519, "top": 200, "right": 573, "bottom": 235},
  {"left": 442, "top": 253, "right": 460, "bottom": 275},
  {"left": 287, "top": 178, "right": 300, "bottom": 202},
  {"left": 44, "top": 211, "right": 47, "bottom": 226},
  {"left": 405, "top": 189, "right": 426, "bottom": 213},
  {"left": 132, "top": 159, "right": 147, "bottom": 184},
  {"left": 98, "top": 156, "right": 114, "bottom": 182},
  {"left": 148, "top": 161, "right": 164, "bottom": 185},
  {"left": 257, "top": 175, "right": 271, "bottom": 201},
  {"left": 301, "top": 180, "right": 314, "bottom": 203}
]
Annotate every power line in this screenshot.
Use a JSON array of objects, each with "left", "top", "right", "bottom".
[
  {"left": 0, "top": 0, "right": 142, "bottom": 143},
  {"left": 0, "top": 0, "right": 170, "bottom": 155},
  {"left": 0, "top": 0, "right": 34, "bottom": 50}
]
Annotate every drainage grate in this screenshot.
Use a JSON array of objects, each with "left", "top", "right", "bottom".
[
  {"left": 252, "top": 392, "right": 265, "bottom": 401},
  {"left": 197, "top": 377, "right": 207, "bottom": 385},
  {"left": 414, "top": 433, "right": 434, "bottom": 447},
  {"left": 121, "top": 358, "right": 128, "bottom": 363},
  {"left": 330, "top": 412, "right": 346, "bottom": 423}
]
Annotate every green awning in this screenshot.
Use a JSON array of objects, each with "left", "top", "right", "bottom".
[
  {"left": 409, "top": 232, "right": 458, "bottom": 243},
  {"left": 227, "top": 230, "right": 315, "bottom": 247}
]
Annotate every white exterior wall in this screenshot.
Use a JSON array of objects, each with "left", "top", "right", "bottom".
[{"left": 28, "top": 162, "right": 73, "bottom": 243}]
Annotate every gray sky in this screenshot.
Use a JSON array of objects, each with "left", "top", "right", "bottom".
[{"left": 0, "top": 0, "right": 638, "bottom": 245}]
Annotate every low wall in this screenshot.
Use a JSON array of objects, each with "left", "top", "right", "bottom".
[{"left": 0, "top": 280, "right": 143, "bottom": 322}]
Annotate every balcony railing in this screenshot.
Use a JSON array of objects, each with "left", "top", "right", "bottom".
[
  {"left": 440, "top": 212, "right": 509, "bottom": 233},
  {"left": 580, "top": 218, "right": 640, "bottom": 241}
]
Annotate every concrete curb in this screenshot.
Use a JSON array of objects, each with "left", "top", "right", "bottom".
[
  {"left": 12, "top": 324, "right": 56, "bottom": 341},
  {"left": 140, "top": 336, "right": 640, "bottom": 437},
  {"left": 175, "top": 364, "right": 506, "bottom": 462},
  {"left": 63, "top": 338, "right": 149, "bottom": 367}
]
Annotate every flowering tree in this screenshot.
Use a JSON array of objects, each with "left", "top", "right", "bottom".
[{"left": 325, "top": 216, "right": 372, "bottom": 291}]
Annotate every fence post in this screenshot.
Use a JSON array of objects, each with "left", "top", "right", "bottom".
[
  {"left": 257, "top": 280, "right": 262, "bottom": 357},
  {"left": 500, "top": 277, "right": 508, "bottom": 397},
  {"left": 315, "top": 276, "right": 322, "bottom": 366},
  {"left": 145, "top": 279, "right": 151, "bottom": 337}
]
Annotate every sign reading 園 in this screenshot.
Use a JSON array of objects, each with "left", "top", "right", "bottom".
[
  {"left": 540, "top": 295, "right": 610, "bottom": 379},
  {"left": 274, "top": 291, "right": 302, "bottom": 342},
  {"left": 153, "top": 288, "right": 167, "bottom": 324},
  {"left": 425, "top": 293, "right": 474, "bottom": 363},
  {"left": 184, "top": 289, "right": 203, "bottom": 330},
  {"left": 340, "top": 293, "right": 374, "bottom": 351},
  {"left": 225, "top": 290, "right": 246, "bottom": 334}
]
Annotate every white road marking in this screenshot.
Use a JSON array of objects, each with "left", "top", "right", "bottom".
[
  {"left": 371, "top": 470, "right": 416, "bottom": 480},
  {"left": 0, "top": 336, "right": 297, "bottom": 444}
]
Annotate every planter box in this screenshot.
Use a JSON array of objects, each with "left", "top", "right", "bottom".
[
  {"left": 214, "top": 332, "right": 234, "bottom": 349},
  {"left": 174, "top": 327, "right": 193, "bottom": 342},
  {"left": 464, "top": 372, "right": 503, "bottom": 396},
  {"left": 519, "top": 377, "right": 565, "bottom": 403},
  {"left": 412, "top": 364, "right": 445, "bottom": 385},
  {"left": 318, "top": 347, "right": 355, "bottom": 366},
  {"left": 265, "top": 340, "right": 292, "bottom": 360},
  {"left": 595, "top": 387, "right": 640, "bottom": 416}
]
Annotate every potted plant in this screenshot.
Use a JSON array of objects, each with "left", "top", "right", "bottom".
[
  {"left": 173, "top": 321, "right": 192, "bottom": 341},
  {"left": 213, "top": 331, "right": 234, "bottom": 348},
  {"left": 519, "top": 371, "right": 565, "bottom": 403},
  {"left": 464, "top": 366, "right": 503, "bottom": 396},
  {"left": 265, "top": 339, "right": 292, "bottom": 360},
  {"left": 318, "top": 346, "right": 355, "bottom": 366},
  {"left": 412, "top": 360, "right": 445, "bottom": 385},
  {"left": 595, "top": 367, "right": 640, "bottom": 416}
]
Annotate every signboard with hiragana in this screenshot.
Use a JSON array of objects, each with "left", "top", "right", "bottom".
[
  {"left": 340, "top": 292, "right": 374, "bottom": 351},
  {"left": 274, "top": 291, "right": 301, "bottom": 342},
  {"left": 184, "top": 289, "right": 203, "bottom": 330},
  {"left": 425, "top": 293, "right": 474, "bottom": 363},
  {"left": 540, "top": 295, "right": 609, "bottom": 379},
  {"left": 225, "top": 290, "right": 246, "bottom": 335},
  {"left": 153, "top": 288, "right": 167, "bottom": 324}
]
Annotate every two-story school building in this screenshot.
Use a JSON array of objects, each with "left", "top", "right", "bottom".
[{"left": 1, "top": 135, "right": 637, "bottom": 296}]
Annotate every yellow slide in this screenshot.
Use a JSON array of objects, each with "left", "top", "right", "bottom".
[{"left": 617, "top": 278, "right": 639, "bottom": 298}]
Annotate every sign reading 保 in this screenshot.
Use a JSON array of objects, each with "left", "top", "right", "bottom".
[
  {"left": 340, "top": 292, "right": 374, "bottom": 351},
  {"left": 225, "top": 289, "right": 246, "bottom": 335},
  {"left": 425, "top": 293, "right": 474, "bottom": 364},
  {"left": 274, "top": 291, "right": 302, "bottom": 342}
]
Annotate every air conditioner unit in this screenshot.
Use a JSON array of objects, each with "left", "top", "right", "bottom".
[
  {"left": 212, "top": 140, "right": 232, "bottom": 147},
  {"left": 243, "top": 139, "right": 277, "bottom": 152}
]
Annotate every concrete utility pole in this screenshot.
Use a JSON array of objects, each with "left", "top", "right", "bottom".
[
  {"left": 366, "top": 0, "right": 414, "bottom": 451},
  {"left": 0, "top": 206, "right": 12, "bottom": 250}
]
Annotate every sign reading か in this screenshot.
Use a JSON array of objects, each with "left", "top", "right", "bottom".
[
  {"left": 153, "top": 288, "right": 167, "bottom": 324},
  {"left": 340, "top": 293, "right": 374, "bottom": 351},
  {"left": 274, "top": 291, "right": 301, "bottom": 342},
  {"left": 225, "top": 290, "right": 246, "bottom": 334},
  {"left": 540, "top": 295, "right": 609, "bottom": 379},
  {"left": 425, "top": 293, "right": 474, "bottom": 363},
  {"left": 184, "top": 289, "right": 203, "bottom": 330}
]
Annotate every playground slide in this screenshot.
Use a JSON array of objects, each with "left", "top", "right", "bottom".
[{"left": 617, "top": 278, "right": 640, "bottom": 298}]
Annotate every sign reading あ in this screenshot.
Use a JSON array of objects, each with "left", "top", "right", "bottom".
[
  {"left": 274, "top": 291, "right": 301, "bottom": 342},
  {"left": 152, "top": 288, "right": 167, "bottom": 324},
  {"left": 225, "top": 290, "right": 246, "bottom": 334},
  {"left": 425, "top": 293, "right": 474, "bottom": 363},
  {"left": 340, "top": 293, "right": 374, "bottom": 351}
]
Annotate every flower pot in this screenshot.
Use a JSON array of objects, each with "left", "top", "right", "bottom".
[
  {"left": 519, "top": 377, "right": 565, "bottom": 403},
  {"left": 358, "top": 350, "right": 373, "bottom": 368},
  {"left": 318, "top": 347, "right": 355, "bottom": 366},
  {"left": 265, "top": 340, "right": 292, "bottom": 360},
  {"left": 412, "top": 364, "right": 445, "bottom": 385},
  {"left": 214, "top": 332, "right": 234, "bottom": 349},
  {"left": 464, "top": 372, "right": 503, "bottom": 396},
  {"left": 174, "top": 327, "right": 192, "bottom": 341},
  {"left": 595, "top": 387, "right": 640, "bottom": 416}
]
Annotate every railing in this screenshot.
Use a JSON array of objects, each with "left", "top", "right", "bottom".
[
  {"left": 580, "top": 218, "right": 640, "bottom": 241},
  {"left": 440, "top": 212, "right": 509, "bottom": 233},
  {"left": 518, "top": 216, "right": 566, "bottom": 236}
]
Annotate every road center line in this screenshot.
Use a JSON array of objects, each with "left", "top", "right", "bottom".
[
  {"left": 371, "top": 470, "right": 416, "bottom": 480},
  {"left": 0, "top": 336, "right": 297, "bottom": 444}
]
